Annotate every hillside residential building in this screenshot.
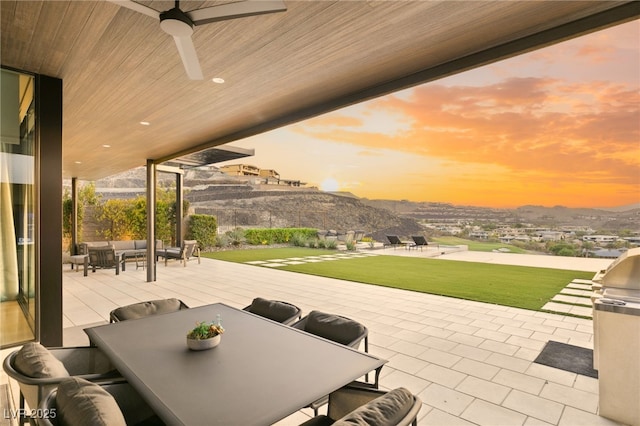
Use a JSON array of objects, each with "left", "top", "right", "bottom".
[
  {"left": 219, "top": 164, "right": 262, "bottom": 177},
  {"left": 584, "top": 235, "right": 619, "bottom": 244}
]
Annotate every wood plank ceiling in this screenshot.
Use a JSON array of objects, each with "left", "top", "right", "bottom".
[{"left": 1, "top": 1, "right": 638, "bottom": 181}]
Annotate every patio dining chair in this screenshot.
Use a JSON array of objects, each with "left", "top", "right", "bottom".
[
  {"left": 291, "top": 310, "right": 370, "bottom": 415},
  {"left": 158, "top": 239, "right": 201, "bottom": 267},
  {"left": 39, "top": 377, "right": 162, "bottom": 426},
  {"left": 243, "top": 297, "right": 302, "bottom": 325},
  {"left": 300, "top": 383, "right": 421, "bottom": 426},
  {"left": 2, "top": 342, "right": 119, "bottom": 425},
  {"left": 109, "top": 298, "right": 190, "bottom": 323}
]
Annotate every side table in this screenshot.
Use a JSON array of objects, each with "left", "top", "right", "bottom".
[{"left": 134, "top": 252, "right": 146, "bottom": 270}]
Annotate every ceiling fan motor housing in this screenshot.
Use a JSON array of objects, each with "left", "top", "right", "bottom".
[{"left": 160, "top": 7, "right": 194, "bottom": 37}]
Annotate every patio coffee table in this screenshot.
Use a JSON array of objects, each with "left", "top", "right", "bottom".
[{"left": 85, "top": 303, "right": 386, "bottom": 425}]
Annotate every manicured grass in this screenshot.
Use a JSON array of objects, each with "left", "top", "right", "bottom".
[
  {"left": 204, "top": 248, "right": 593, "bottom": 311},
  {"left": 432, "top": 236, "right": 529, "bottom": 253}
]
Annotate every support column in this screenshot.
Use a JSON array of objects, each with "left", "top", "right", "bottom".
[
  {"left": 37, "top": 75, "right": 63, "bottom": 347},
  {"left": 146, "top": 160, "right": 156, "bottom": 282},
  {"left": 176, "top": 172, "right": 183, "bottom": 247},
  {"left": 71, "top": 177, "right": 78, "bottom": 255}
]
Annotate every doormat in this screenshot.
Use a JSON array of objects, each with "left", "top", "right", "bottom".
[{"left": 534, "top": 341, "right": 598, "bottom": 378}]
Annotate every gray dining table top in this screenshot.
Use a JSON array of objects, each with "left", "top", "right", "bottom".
[{"left": 85, "top": 303, "right": 386, "bottom": 426}]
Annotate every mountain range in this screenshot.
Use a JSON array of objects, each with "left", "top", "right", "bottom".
[{"left": 87, "top": 167, "right": 639, "bottom": 235}]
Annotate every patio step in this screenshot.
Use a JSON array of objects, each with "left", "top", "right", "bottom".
[{"left": 543, "top": 280, "right": 595, "bottom": 319}]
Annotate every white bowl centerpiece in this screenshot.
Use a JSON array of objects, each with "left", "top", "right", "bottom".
[{"left": 186, "top": 316, "right": 224, "bottom": 351}]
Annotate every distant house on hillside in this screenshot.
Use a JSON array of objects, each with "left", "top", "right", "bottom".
[
  {"left": 469, "top": 231, "right": 489, "bottom": 239},
  {"left": 537, "top": 231, "right": 565, "bottom": 241},
  {"left": 220, "top": 164, "right": 304, "bottom": 187},
  {"left": 583, "top": 235, "right": 619, "bottom": 244},
  {"left": 259, "top": 169, "right": 280, "bottom": 179},
  {"left": 590, "top": 248, "right": 626, "bottom": 258},
  {"left": 220, "top": 164, "right": 261, "bottom": 176}
]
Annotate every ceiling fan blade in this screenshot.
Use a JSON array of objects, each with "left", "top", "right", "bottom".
[
  {"left": 106, "top": 0, "right": 160, "bottom": 19},
  {"left": 173, "top": 36, "right": 204, "bottom": 80},
  {"left": 188, "top": 0, "right": 286, "bottom": 26}
]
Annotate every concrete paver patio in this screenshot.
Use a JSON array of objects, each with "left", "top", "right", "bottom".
[{"left": 3, "top": 251, "right": 621, "bottom": 425}]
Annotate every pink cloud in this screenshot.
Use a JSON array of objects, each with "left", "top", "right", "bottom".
[{"left": 297, "top": 77, "right": 639, "bottom": 188}]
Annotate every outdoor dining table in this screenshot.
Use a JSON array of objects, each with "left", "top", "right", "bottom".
[{"left": 84, "top": 303, "right": 386, "bottom": 426}]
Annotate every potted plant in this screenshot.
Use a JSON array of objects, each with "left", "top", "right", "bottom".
[{"left": 186, "top": 317, "right": 224, "bottom": 351}]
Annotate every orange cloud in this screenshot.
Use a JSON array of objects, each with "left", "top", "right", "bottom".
[
  {"left": 290, "top": 75, "right": 639, "bottom": 207},
  {"left": 297, "top": 77, "right": 639, "bottom": 184}
]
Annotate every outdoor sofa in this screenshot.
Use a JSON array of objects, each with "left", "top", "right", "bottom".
[{"left": 78, "top": 240, "right": 163, "bottom": 261}]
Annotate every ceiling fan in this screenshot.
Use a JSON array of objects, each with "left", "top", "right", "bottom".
[{"left": 108, "top": 0, "right": 287, "bottom": 80}]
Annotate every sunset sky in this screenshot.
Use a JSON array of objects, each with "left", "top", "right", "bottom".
[{"left": 219, "top": 20, "right": 640, "bottom": 209}]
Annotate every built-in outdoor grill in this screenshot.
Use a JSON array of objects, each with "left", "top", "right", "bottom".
[{"left": 591, "top": 247, "right": 640, "bottom": 426}]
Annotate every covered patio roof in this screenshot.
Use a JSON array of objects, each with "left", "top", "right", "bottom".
[
  {"left": 1, "top": 1, "right": 638, "bottom": 181},
  {"left": 163, "top": 144, "right": 255, "bottom": 168}
]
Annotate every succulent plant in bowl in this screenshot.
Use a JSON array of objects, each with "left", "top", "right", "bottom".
[
  {"left": 186, "top": 316, "right": 224, "bottom": 350},
  {"left": 187, "top": 321, "right": 224, "bottom": 340}
]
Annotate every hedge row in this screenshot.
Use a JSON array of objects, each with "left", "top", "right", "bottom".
[{"left": 244, "top": 228, "right": 317, "bottom": 245}]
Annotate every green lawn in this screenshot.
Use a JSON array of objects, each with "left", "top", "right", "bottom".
[
  {"left": 432, "top": 236, "right": 529, "bottom": 253},
  {"left": 203, "top": 248, "right": 593, "bottom": 311}
]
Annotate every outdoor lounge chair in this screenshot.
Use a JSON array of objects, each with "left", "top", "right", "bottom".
[
  {"left": 158, "top": 239, "right": 200, "bottom": 267},
  {"left": 291, "top": 311, "right": 371, "bottom": 415},
  {"left": 86, "top": 246, "right": 125, "bottom": 276},
  {"left": 243, "top": 297, "right": 302, "bottom": 325},
  {"left": 300, "top": 383, "right": 421, "bottom": 426},
  {"left": 109, "top": 298, "right": 189, "bottom": 323},
  {"left": 39, "top": 377, "right": 162, "bottom": 426},
  {"left": 2, "top": 343, "right": 119, "bottom": 425},
  {"left": 384, "top": 235, "right": 408, "bottom": 249},
  {"left": 410, "top": 235, "right": 429, "bottom": 251}
]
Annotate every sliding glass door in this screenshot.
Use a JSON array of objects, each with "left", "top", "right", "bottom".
[{"left": 1, "top": 68, "right": 36, "bottom": 347}]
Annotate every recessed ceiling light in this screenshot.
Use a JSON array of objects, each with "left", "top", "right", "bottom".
[
  {"left": 212, "top": 77, "right": 225, "bottom": 84},
  {"left": 74, "top": 161, "right": 82, "bottom": 164},
  {"left": 102, "top": 144, "right": 111, "bottom": 148},
  {"left": 140, "top": 121, "right": 150, "bottom": 126}
]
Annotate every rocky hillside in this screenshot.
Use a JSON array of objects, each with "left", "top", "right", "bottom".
[
  {"left": 86, "top": 167, "right": 425, "bottom": 240},
  {"left": 79, "top": 166, "right": 638, "bottom": 237},
  {"left": 187, "top": 185, "right": 424, "bottom": 241}
]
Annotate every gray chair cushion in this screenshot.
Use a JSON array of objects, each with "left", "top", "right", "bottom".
[
  {"left": 247, "top": 298, "right": 300, "bottom": 323},
  {"left": 305, "top": 311, "right": 366, "bottom": 346},
  {"left": 56, "top": 377, "right": 126, "bottom": 426},
  {"left": 110, "top": 240, "right": 135, "bottom": 251},
  {"left": 13, "top": 342, "right": 70, "bottom": 378},
  {"left": 111, "top": 298, "right": 185, "bottom": 321},
  {"left": 299, "top": 415, "right": 335, "bottom": 426},
  {"left": 333, "top": 388, "right": 414, "bottom": 426}
]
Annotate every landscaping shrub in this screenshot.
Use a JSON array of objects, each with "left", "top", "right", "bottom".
[
  {"left": 291, "top": 232, "right": 308, "bottom": 247},
  {"left": 226, "top": 227, "right": 246, "bottom": 247},
  {"left": 187, "top": 214, "right": 218, "bottom": 250},
  {"left": 215, "top": 234, "right": 230, "bottom": 248},
  {"left": 324, "top": 239, "right": 338, "bottom": 249}
]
